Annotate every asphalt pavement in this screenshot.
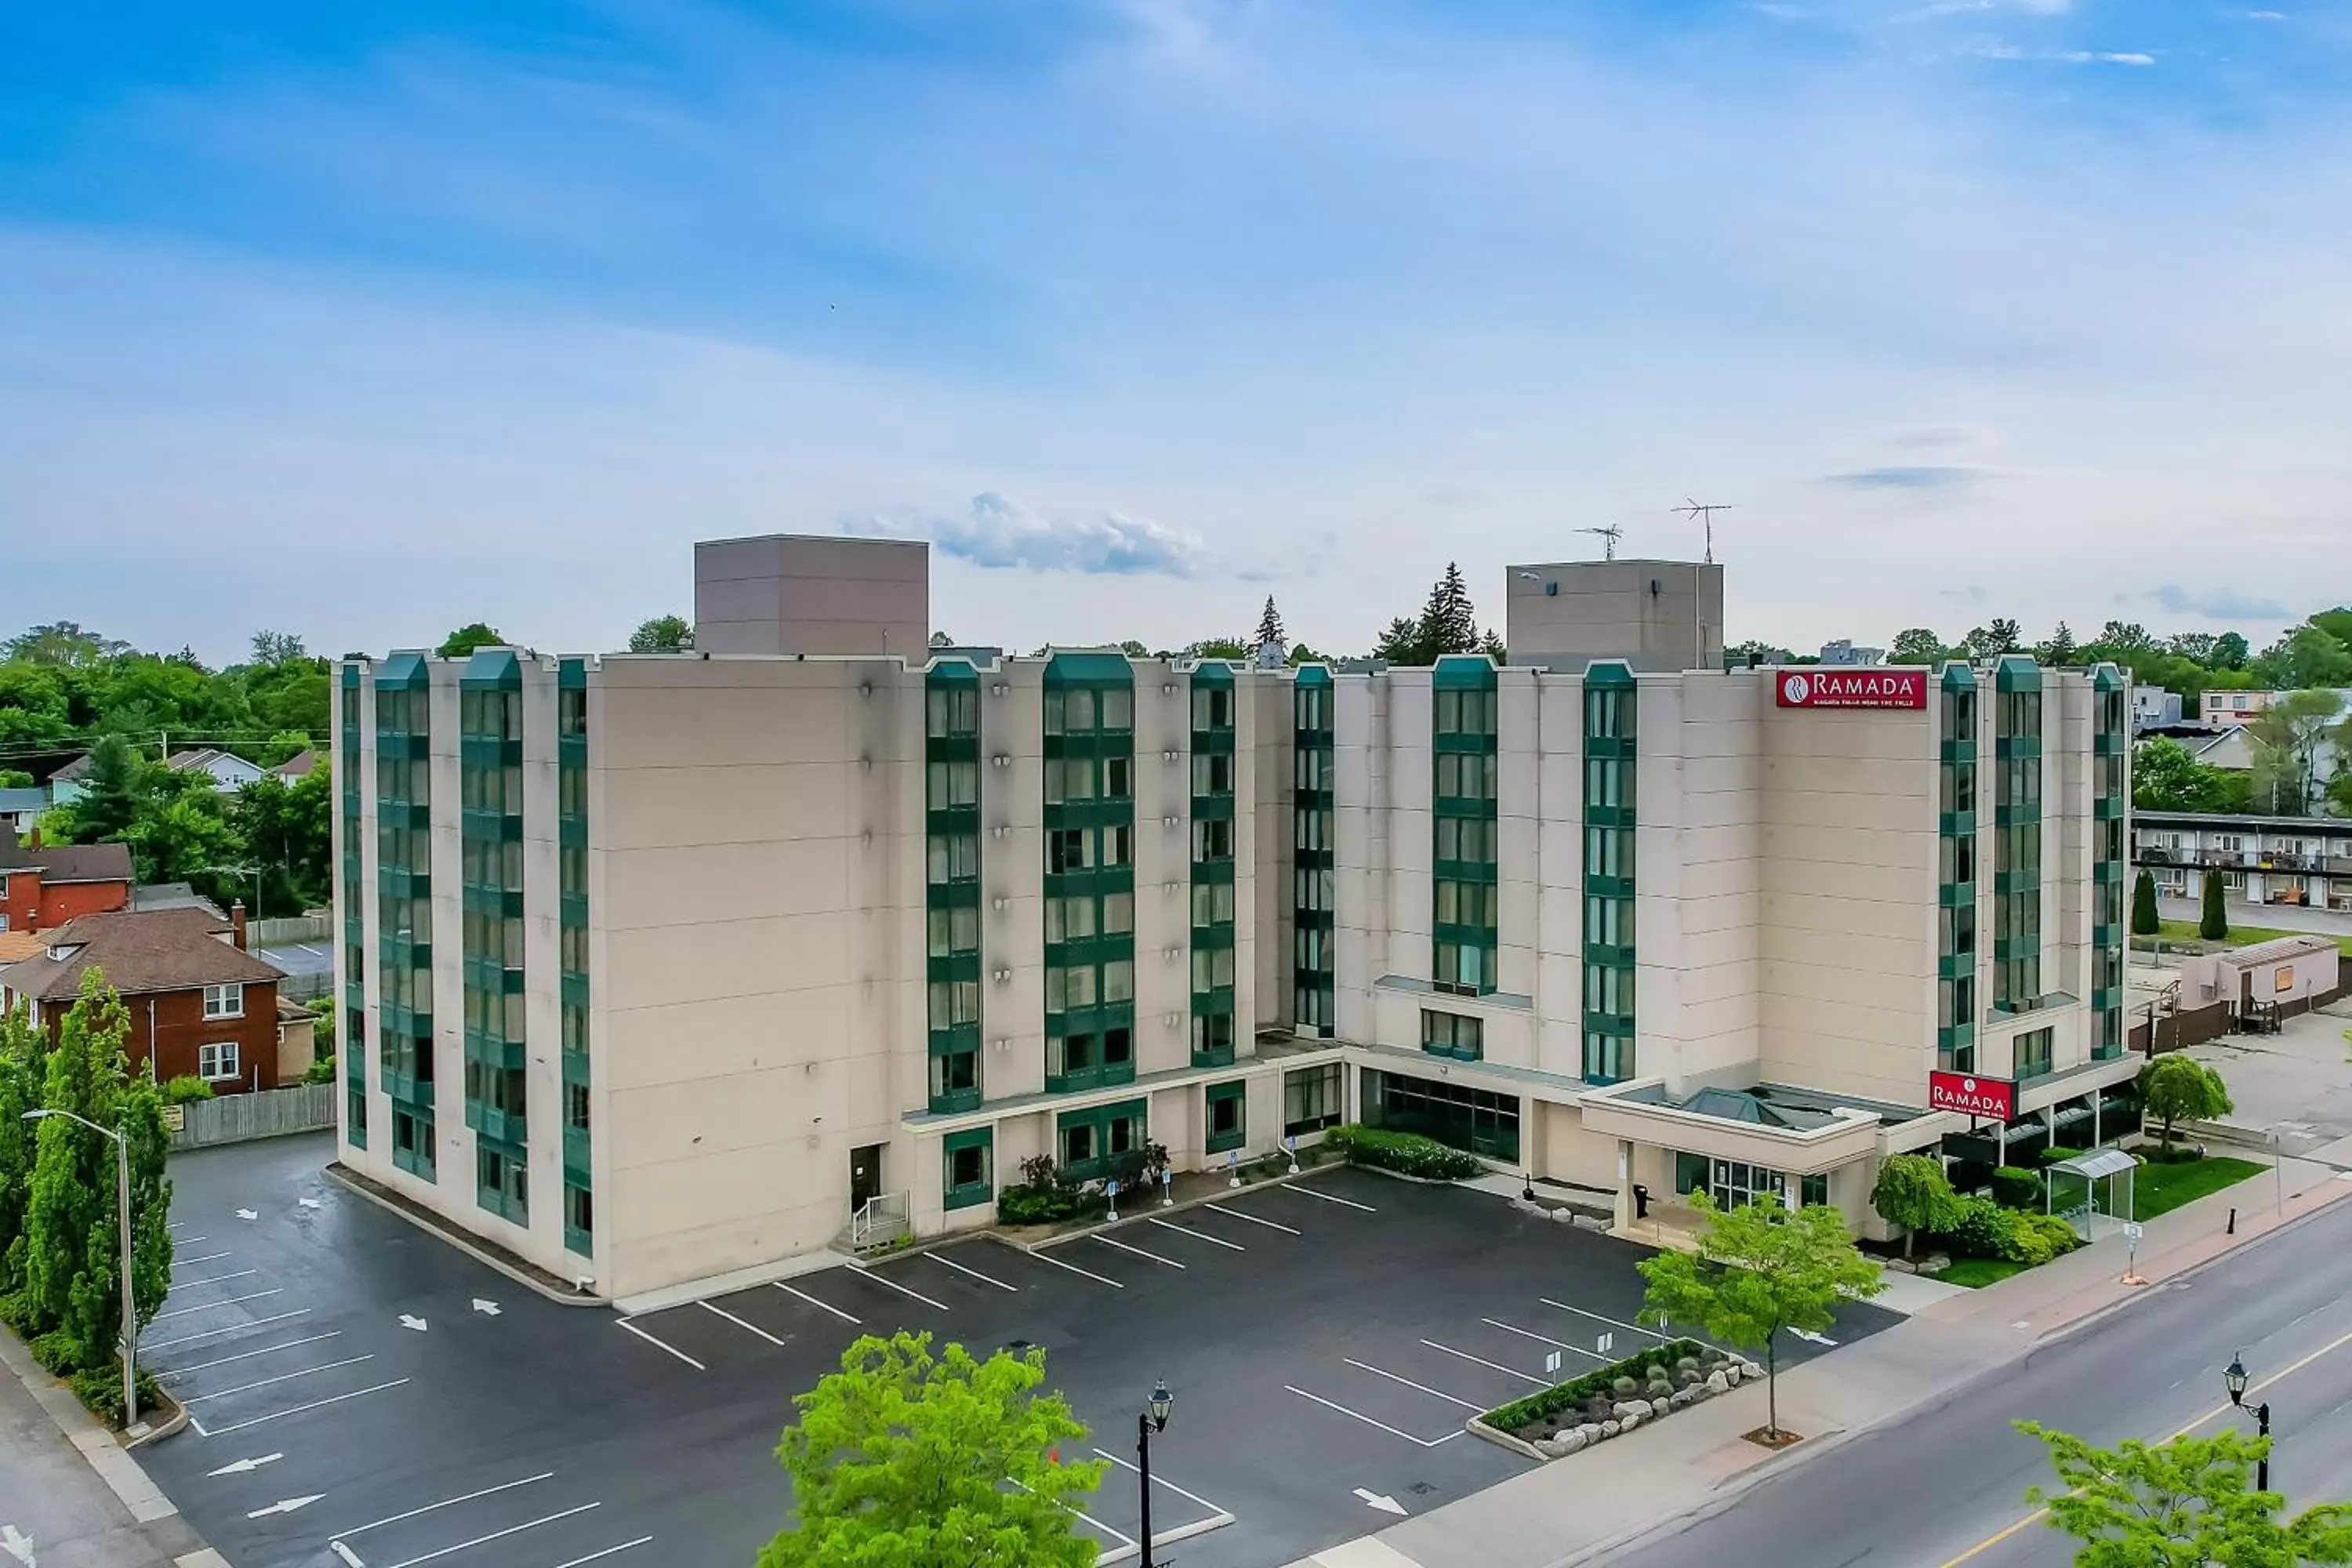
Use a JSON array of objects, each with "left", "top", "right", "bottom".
[{"left": 1597, "top": 1194, "right": 2352, "bottom": 1568}]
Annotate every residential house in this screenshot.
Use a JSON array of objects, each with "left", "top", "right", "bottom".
[
  {"left": 1817, "top": 639, "right": 1886, "bottom": 666},
  {"left": 2203, "top": 690, "right": 2277, "bottom": 726},
  {"left": 165, "top": 748, "right": 266, "bottom": 793},
  {"left": 2133, "top": 811, "right": 2352, "bottom": 912},
  {"left": 2131, "top": 688, "right": 2183, "bottom": 730},
  {"left": 45, "top": 753, "right": 92, "bottom": 808},
  {"left": 270, "top": 750, "right": 320, "bottom": 784},
  {"left": 0, "top": 787, "right": 44, "bottom": 841},
  {"left": 0, "top": 906, "right": 300, "bottom": 1091},
  {"left": 0, "top": 839, "right": 134, "bottom": 935}
]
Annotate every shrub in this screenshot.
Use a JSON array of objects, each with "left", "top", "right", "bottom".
[
  {"left": 303, "top": 1055, "right": 338, "bottom": 1085},
  {"left": 2002, "top": 1212, "right": 2083, "bottom": 1268},
  {"left": 1940, "top": 1195, "right": 2017, "bottom": 1260},
  {"left": 995, "top": 1181, "right": 1107, "bottom": 1227},
  {"left": 162, "top": 1075, "right": 215, "bottom": 1105},
  {"left": 2039, "top": 1145, "right": 2085, "bottom": 1167},
  {"left": 1935, "top": 1196, "right": 2083, "bottom": 1267},
  {"left": 69, "top": 1362, "right": 164, "bottom": 1429},
  {"left": 1320, "top": 1124, "right": 1483, "bottom": 1181},
  {"left": 1991, "top": 1167, "right": 2045, "bottom": 1210},
  {"left": 1483, "top": 1339, "right": 1712, "bottom": 1436}
]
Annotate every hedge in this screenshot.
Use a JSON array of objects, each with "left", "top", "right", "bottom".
[
  {"left": 1932, "top": 1194, "right": 2082, "bottom": 1267},
  {"left": 1482, "top": 1338, "right": 1711, "bottom": 1434},
  {"left": 1990, "top": 1166, "right": 2044, "bottom": 1210},
  {"left": 995, "top": 1184, "right": 1107, "bottom": 1226},
  {"left": 1320, "top": 1124, "right": 1483, "bottom": 1181}
]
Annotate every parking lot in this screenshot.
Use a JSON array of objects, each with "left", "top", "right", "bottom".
[{"left": 138, "top": 1134, "right": 1897, "bottom": 1567}]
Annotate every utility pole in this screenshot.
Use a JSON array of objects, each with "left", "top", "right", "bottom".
[{"left": 1671, "top": 498, "right": 1733, "bottom": 564}]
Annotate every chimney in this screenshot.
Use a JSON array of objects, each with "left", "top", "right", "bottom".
[
  {"left": 231, "top": 901, "right": 248, "bottom": 951},
  {"left": 27, "top": 824, "right": 39, "bottom": 850}
]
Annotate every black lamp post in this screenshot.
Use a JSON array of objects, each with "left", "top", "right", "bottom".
[
  {"left": 2223, "top": 1353, "right": 2273, "bottom": 1491},
  {"left": 1138, "top": 1377, "right": 1174, "bottom": 1567}
]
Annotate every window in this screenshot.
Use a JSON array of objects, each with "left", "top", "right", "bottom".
[
  {"left": 1585, "top": 826, "right": 1634, "bottom": 880},
  {"left": 1296, "top": 748, "right": 1332, "bottom": 790},
  {"left": 198, "top": 1040, "right": 241, "bottom": 1082},
  {"left": 565, "top": 1080, "right": 590, "bottom": 1134},
  {"left": 1436, "top": 753, "right": 1497, "bottom": 799},
  {"left": 1103, "top": 1026, "right": 1132, "bottom": 1067},
  {"left": 202, "top": 982, "right": 245, "bottom": 1020},
  {"left": 564, "top": 1183, "right": 593, "bottom": 1250},
  {"left": 1283, "top": 1063, "right": 1344, "bottom": 1136},
  {"left": 1585, "top": 758, "right": 1632, "bottom": 810},
  {"left": 1294, "top": 866, "right": 1334, "bottom": 911},
  {"left": 926, "top": 686, "right": 978, "bottom": 737},
  {"left": 1192, "top": 946, "right": 1236, "bottom": 992},
  {"left": 1192, "top": 1011, "right": 1235, "bottom": 1062},
  {"left": 1585, "top": 895, "right": 1632, "bottom": 948},
  {"left": 928, "top": 978, "right": 980, "bottom": 1029},
  {"left": 944, "top": 1129, "right": 993, "bottom": 1210},
  {"left": 1098, "top": 825, "right": 1132, "bottom": 868},
  {"left": 1436, "top": 688, "right": 1498, "bottom": 735},
  {"left": 1435, "top": 940, "right": 1490, "bottom": 995},
  {"left": 2014, "top": 1026, "right": 2053, "bottom": 1080},
  {"left": 1940, "top": 761, "right": 1976, "bottom": 815},
  {"left": 1584, "top": 963, "right": 1634, "bottom": 1015},
  {"left": 1206, "top": 1080, "right": 1246, "bottom": 1153},
  {"left": 928, "top": 1049, "right": 978, "bottom": 1105},
  {"left": 391, "top": 1107, "right": 434, "bottom": 1177},
  {"left": 1941, "top": 833, "right": 1977, "bottom": 884},
  {"left": 1047, "top": 829, "right": 1093, "bottom": 875},
  {"left": 1421, "top": 1009, "right": 1483, "bottom": 1060},
  {"left": 1192, "top": 753, "right": 1234, "bottom": 794},
  {"left": 1100, "top": 688, "right": 1133, "bottom": 730},
  {"left": 1193, "top": 818, "right": 1233, "bottom": 862},
  {"left": 1046, "top": 965, "right": 1097, "bottom": 1011},
  {"left": 1192, "top": 881, "right": 1236, "bottom": 926},
  {"left": 1436, "top": 817, "right": 1494, "bottom": 862},
  {"left": 1436, "top": 879, "right": 1497, "bottom": 927},
  {"left": 927, "top": 905, "right": 980, "bottom": 956},
  {"left": 1940, "top": 902, "right": 1976, "bottom": 956},
  {"left": 927, "top": 760, "right": 979, "bottom": 807},
  {"left": 477, "top": 1142, "right": 528, "bottom": 1221},
  {"left": 1584, "top": 686, "right": 1634, "bottom": 738},
  {"left": 1102, "top": 959, "right": 1134, "bottom": 1003},
  {"left": 1104, "top": 757, "right": 1132, "bottom": 799},
  {"left": 1192, "top": 687, "right": 1233, "bottom": 729},
  {"left": 1295, "top": 809, "right": 1332, "bottom": 852},
  {"left": 1045, "top": 895, "right": 1095, "bottom": 944}
]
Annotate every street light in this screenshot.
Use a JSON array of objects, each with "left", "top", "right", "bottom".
[
  {"left": 2223, "top": 1352, "right": 2273, "bottom": 1491},
  {"left": 23, "top": 1109, "right": 137, "bottom": 1426},
  {"left": 1137, "top": 1377, "right": 1174, "bottom": 1567}
]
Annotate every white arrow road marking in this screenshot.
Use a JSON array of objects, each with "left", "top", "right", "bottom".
[
  {"left": 1353, "top": 1488, "right": 1408, "bottom": 1516},
  {"left": 207, "top": 1452, "right": 284, "bottom": 1477},
  {"left": 1, "top": 1523, "right": 33, "bottom": 1566},
  {"left": 298, "top": 1198, "right": 322, "bottom": 1210},
  {"left": 471, "top": 1298, "right": 501, "bottom": 1317},
  {"left": 1790, "top": 1328, "right": 1838, "bottom": 1347},
  {"left": 236, "top": 1209, "right": 258, "bottom": 1221},
  {"left": 247, "top": 1496, "right": 325, "bottom": 1519},
  {"left": 398, "top": 1315, "right": 428, "bottom": 1333}
]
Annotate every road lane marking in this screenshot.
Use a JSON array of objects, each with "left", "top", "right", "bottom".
[
  {"left": 201, "top": 1378, "right": 411, "bottom": 1436},
  {"left": 775, "top": 1283, "right": 861, "bottom": 1323},
  {"left": 382, "top": 1502, "right": 601, "bottom": 1568},
  {"left": 1483, "top": 1318, "right": 1610, "bottom": 1360},
  {"left": 1148, "top": 1218, "right": 1243, "bottom": 1251},
  {"left": 1286, "top": 1385, "right": 1465, "bottom": 1447},
  {"left": 1203, "top": 1203, "right": 1300, "bottom": 1234},
  {"left": 1280, "top": 1183, "right": 1377, "bottom": 1211},
  {"left": 848, "top": 1263, "right": 950, "bottom": 1311},
  {"left": 698, "top": 1300, "right": 787, "bottom": 1347},
  {"left": 1937, "top": 1325, "right": 2352, "bottom": 1567},
  {"left": 182, "top": 1355, "right": 377, "bottom": 1405},
  {"left": 159, "top": 1334, "right": 344, "bottom": 1381},
  {"left": 1094, "top": 1235, "right": 1185, "bottom": 1269},
  {"left": 143, "top": 1309, "right": 310, "bottom": 1352},
  {"left": 1023, "top": 1249, "right": 1124, "bottom": 1289},
  {"left": 616, "top": 1318, "right": 706, "bottom": 1371},
  {"left": 1421, "top": 1338, "right": 1548, "bottom": 1385},
  {"left": 151, "top": 1289, "right": 284, "bottom": 1321},
  {"left": 549, "top": 1541, "right": 655, "bottom": 1568},
  {"left": 1345, "top": 1358, "right": 1485, "bottom": 1411},
  {"left": 927, "top": 1252, "right": 1019, "bottom": 1292},
  {"left": 329, "top": 1472, "right": 555, "bottom": 1541}
]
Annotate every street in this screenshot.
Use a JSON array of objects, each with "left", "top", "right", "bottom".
[{"left": 1599, "top": 1194, "right": 2352, "bottom": 1567}]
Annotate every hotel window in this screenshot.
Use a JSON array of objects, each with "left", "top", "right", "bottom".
[
  {"left": 1192, "top": 946, "right": 1236, "bottom": 992},
  {"left": 1283, "top": 1062, "right": 1345, "bottom": 1136},
  {"left": 1192, "top": 686, "right": 1233, "bottom": 729},
  {"left": 1193, "top": 818, "right": 1234, "bottom": 862},
  {"left": 1192, "top": 753, "right": 1234, "bottom": 794},
  {"left": 926, "top": 685, "right": 979, "bottom": 737},
  {"left": 1421, "top": 1009, "right": 1483, "bottom": 1061},
  {"left": 944, "top": 1131, "right": 993, "bottom": 1210},
  {"left": 2013, "top": 1026, "right": 2053, "bottom": 1081},
  {"left": 927, "top": 906, "right": 980, "bottom": 956},
  {"left": 1192, "top": 881, "right": 1236, "bottom": 926}
]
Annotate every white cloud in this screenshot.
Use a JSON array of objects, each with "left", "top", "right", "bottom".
[
  {"left": 2060, "top": 49, "right": 2157, "bottom": 64},
  {"left": 860, "top": 492, "right": 1213, "bottom": 577}
]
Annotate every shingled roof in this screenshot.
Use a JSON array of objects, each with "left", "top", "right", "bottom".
[
  {"left": 0, "top": 908, "right": 283, "bottom": 1004},
  {"left": 0, "top": 839, "right": 134, "bottom": 884}
]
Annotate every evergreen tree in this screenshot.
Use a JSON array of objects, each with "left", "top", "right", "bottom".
[
  {"left": 69, "top": 735, "right": 143, "bottom": 843},
  {"left": 22, "top": 970, "right": 131, "bottom": 1359},
  {"left": 2199, "top": 870, "right": 2230, "bottom": 942},
  {"left": 1417, "top": 563, "right": 1480, "bottom": 660},
  {"left": 1371, "top": 617, "right": 1425, "bottom": 665},
  {"left": 2034, "top": 622, "right": 2078, "bottom": 666},
  {"left": 1255, "top": 597, "right": 1286, "bottom": 652},
  {"left": 0, "top": 1000, "right": 49, "bottom": 1294},
  {"left": 2131, "top": 869, "right": 2161, "bottom": 936}
]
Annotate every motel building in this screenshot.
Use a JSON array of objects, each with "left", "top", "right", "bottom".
[{"left": 333, "top": 538, "right": 2139, "bottom": 1301}]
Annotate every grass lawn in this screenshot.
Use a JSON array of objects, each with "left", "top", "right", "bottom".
[
  {"left": 2146, "top": 920, "right": 2352, "bottom": 960},
  {"left": 2093, "top": 1153, "right": 2267, "bottom": 1220},
  {"left": 1936, "top": 1258, "right": 2029, "bottom": 1289}
]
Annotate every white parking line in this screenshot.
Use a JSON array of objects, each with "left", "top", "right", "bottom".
[
  {"left": 328, "top": 1472, "right": 556, "bottom": 1544},
  {"left": 1483, "top": 1318, "right": 1608, "bottom": 1360},
  {"left": 1009, "top": 1479, "right": 1137, "bottom": 1550},
  {"left": 775, "top": 1282, "right": 862, "bottom": 1323},
  {"left": 1420, "top": 1338, "right": 1548, "bottom": 1385},
  {"left": 1094, "top": 1235, "right": 1184, "bottom": 1269},
  {"left": 1344, "top": 1358, "right": 1484, "bottom": 1411},
  {"left": 1540, "top": 1299, "right": 1670, "bottom": 1341},
  {"left": 172, "top": 1247, "right": 223, "bottom": 1262},
  {"left": 201, "top": 1377, "right": 412, "bottom": 1436},
  {"left": 1280, "top": 1182, "right": 1376, "bottom": 1212},
  {"left": 1285, "top": 1385, "right": 1464, "bottom": 1447},
  {"left": 1203, "top": 1202, "right": 1300, "bottom": 1235},
  {"left": 151, "top": 1288, "right": 284, "bottom": 1321},
  {"left": 1092, "top": 1446, "right": 1236, "bottom": 1516},
  {"left": 1024, "top": 1247, "right": 1124, "bottom": 1289},
  {"left": 383, "top": 1502, "right": 601, "bottom": 1568},
  {"left": 616, "top": 1317, "right": 706, "bottom": 1372},
  {"left": 172, "top": 1269, "right": 262, "bottom": 1290},
  {"left": 144, "top": 1309, "right": 311, "bottom": 1351},
  {"left": 182, "top": 1355, "right": 378, "bottom": 1406},
  {"left": 849, "top": 1263, "right": 951, "bottom": 1311},
  {"left": 927, "top": 1252, "right": 1019, "bottom": 1292},
  {"left": 698, "top": 1299, "right": 787, "bottom": 1347},
  {"left": 1147, "top": 1218, "right": 1243, "bottom": 1251},
  {"left": 158, "top": 1333, "right": 343, "bottom": 1381},
  {"left": 549, "top": 1541, "right": 655, "bottom": 1568}
]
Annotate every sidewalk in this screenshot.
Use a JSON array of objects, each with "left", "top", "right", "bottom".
[
  {"left": 0, "top": 1328, "right": 223, "bottom": 1568},
  {"left": 1285, "top": 1156, "right": 2352, "bottom": 1568}
]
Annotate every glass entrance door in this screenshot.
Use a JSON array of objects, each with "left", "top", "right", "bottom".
[{"left": 1710, "top": 1158, "right": 1785, "bottom": 1210}]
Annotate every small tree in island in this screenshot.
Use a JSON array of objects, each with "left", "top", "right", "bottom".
[
  {"left": 2138, "top": 1054, "right": 2233, "bottom": 1159},
  {"left": 2018, "top": 1421, "right": 2352, "bottom": 1564},
  {"left": 1869, "top": 1152, "right": 1958, "bottom": 1261},
  {"left": 757, "top": 1331, "right": 1105, "bottom": 1568},
  {"left": 1636, "top": 1192, "right": 1884, "bottom": 1443}
]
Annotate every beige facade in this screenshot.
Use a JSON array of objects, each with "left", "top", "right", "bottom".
[
  {"left": 692, "top": 533, "right": 930, "bottom": 658},
  {"left": 1504, "top": 559, "right": 1725, "bottom": 674}
]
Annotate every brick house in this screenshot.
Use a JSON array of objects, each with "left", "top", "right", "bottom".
[
  {"left": 0, "top": 907, "right": 297, "bottom": 1092},
  {"left": 0, "top": 838, "right": 133, "bottom": 935}
]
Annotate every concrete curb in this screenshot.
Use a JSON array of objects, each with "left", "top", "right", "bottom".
[
  {"left": 0, "top": 1323, "right": 187, "bottom": 1530},
  {"left": 126, "top": 1387, "right": 191, "bottom": 1449},
  {"left": 326, "top": 1162, "right": 604, "bottom": 1308}
]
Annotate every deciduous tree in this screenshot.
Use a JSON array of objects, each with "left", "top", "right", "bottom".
[
  {"left": 1869, "top": 1153, "right": 1957, "bottom": 1259},
  {"left": 1889, "top": 628, "right": 1956, "bottom": 666},
  {"left": 2139, "top": 1055, "right": 2232, "bottom": 1156},
  {"left": 436, "top": 622, "right": 504, "bottom": 659},
  {"left": 2017, "top": 1421, "right": 2352, "bottom": 1566},
  {"left": 2134, "top": 737, "right": 2239, "bottom": 814},
  {"left": 760, "top": 1331, "right": 1105, "bottom": 1568},
  {"left": 629, "top": 615, "right": 693, "bottom": 652},
  {"left": 1637, "top": 1191, "right": 1884, "bottom": 1438}
]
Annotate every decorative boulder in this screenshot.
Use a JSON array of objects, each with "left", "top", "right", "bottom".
[
  {"left": 1621, "top": 1409, "right": 1642, "bottom": 1432},
  {"left": 1558, "top": 1428, "right": 1588, "bottom": 1454},
  {"left": 1651, "top": 1397, "right": 1671, "bottom": 1417},
  {"left": 1602, "top": 1420, "right": 1621, "bottom": 1438},
  {"left": 1704, "top": 1370, "right": 1730, "bottom": 1395},
  {"left": 1537, "top": 1435, "right": 1573, "bottom": 1458},
  {"left": 1578, "top": 1423, "right": 1606, "bottom": 1445},
  {"left": 1740, "top": 1361, "right": 1766, "bottom": 1381}
]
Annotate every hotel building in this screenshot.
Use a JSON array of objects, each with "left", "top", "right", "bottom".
[{"left": 335, "top": 538, "right": 2138, "bottom": 1299}]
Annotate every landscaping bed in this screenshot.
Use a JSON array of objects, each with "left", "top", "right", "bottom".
[
  {"left": 1472, "top": 1338, "right": 1765, "bottom": 1458},
  {"left": 1320, "top": 1123, "right": 1483, "bottom": 1181}
]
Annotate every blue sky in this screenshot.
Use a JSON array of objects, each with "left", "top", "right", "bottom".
[{"left": 4, "top": 0, "right": 2348, "bottom": 663}]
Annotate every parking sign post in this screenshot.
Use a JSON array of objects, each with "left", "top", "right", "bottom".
[
  {"left": 1227, "top": 1149, "right": 1242, "bottom": 1189},
  {"left": 1285, "top": 1134, "right": 1299, "bottom": 1176},
  {"left": 1161, "top": 1167, "right": 1174, "bottom": 1208},
  {"left": 1106, "top": 1178, "right": 1120, "bottom": 1224}
]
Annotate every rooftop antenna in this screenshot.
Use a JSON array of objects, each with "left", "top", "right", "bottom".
[
  {"left": 1671, "top": 498, "right": 1733, "bottom": 564},
  {"left": 1577, "top": 524, "right": 1625, "bottom": 561}
]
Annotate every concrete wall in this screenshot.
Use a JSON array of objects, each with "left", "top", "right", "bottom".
[
  {"left": 694, "top": 535, "right": 930, "bottom": 658},
  {"left": 1504, "top": 560, "right": 1726, "bottom": 674}
]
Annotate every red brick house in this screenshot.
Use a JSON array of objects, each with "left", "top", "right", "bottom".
[
  {"left": 0, "top": 838, "right": 133, "bottom": 935},
  {"left": 0, "top": 907, "right": 295, "bottom": 1093}
]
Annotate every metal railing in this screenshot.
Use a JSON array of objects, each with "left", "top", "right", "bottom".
[{"left": 851, "top": 1192, "right": 911, "bottom": 1248}]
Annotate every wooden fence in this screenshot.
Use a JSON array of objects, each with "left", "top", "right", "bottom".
[{"left": 170, "top": 1082, "right": 337, "bottom": 1150}]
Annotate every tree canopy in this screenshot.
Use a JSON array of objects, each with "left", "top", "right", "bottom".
[
  {"left": 2134, "top": 737, "right": 2251, "bottom": 815},
  {"left": 436, "top": 622, "right": 505, "bottom": 659},
  {"left": 629, "top": 615, "right": 694, "bottom": 652},
  {"left": 1255, "top": 596, "right": 1286, "bottom": 651},
  {"left": 2139, "top": 1056, "right": 2232, "bottom": 1155},
  {"left": 2019, "top": 1421, "right": 2352, "bottom": 1566},
  {"left": 1869, "top": 1153, "right": 1957, "bottom": 1259},
  {"left": 1372, "top": 563, "right": 1497, "bottom": 666}
]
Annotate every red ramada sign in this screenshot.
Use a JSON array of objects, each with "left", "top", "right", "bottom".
[
  {"left": 1774, "top": 669, "right": 1929, "bottom": 710},
  {"left": 1928, "top": 1069, "right": 2016, "bottom": 1120}
]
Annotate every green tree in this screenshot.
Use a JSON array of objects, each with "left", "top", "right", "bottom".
[
  {"left": 2132, "top": 869, "right": 2161, "bottom": 937},
  {"left": 1417, "top": 563, "right": 1481, "bottom": 661},
  {"left": 2212, "top": 631, "right": 2251, "bottom": 670},
  {"left": 1889, "top": 628, "right": 1957, "bottom": 666},
  {"left": 2134, "top": 737, "right": 2237, "bottom": 814},
  {"left": 248, "top": 630, "right": 307, "bottom": 668},
  {"left": 2139, "top": 1055, "right": 2233, "bottom": 1157},
  {"left": 1725, "top": 639, "right": 1793, "bottom": 666},
  {"left": 2201, "top": 869, "right": 2230, "bottom": 942},
  {"left": 0, "top": 1000, "right": 49, "bottom": 1296},
  {"left": 760, "top": 1331, "right": 1105, "bottom": 1568},
  {"left": 2253, "top": 625, "right": 2352, "bottom": 691},
  {"left": 1255, "top": 596, "right": 1286, "bottom": 652},
  {"left": 2244, "top": 689, "right": 2344, "bottom": 815},
  {"left": 1636, "top": 1190, "right": 1885, "bottom": 1438},
  {"left": 629, "top": 615, "right": 693, "bottom": 652},
  {"left": 1965, "top": 619, "right": 2023, "bottom": 661},
  {"left": 234, "top": 768, "right": 332, "bottom": 915},
  {"left": 2017, "top": 1421, "right": 2352, "bottom": 1566},
  {"left": 1869, "top": 1153, "right": 1957, "bottom": 1260},
  {"left": 1188, "top": 637, "right": 1250, "bottom": 661},
  {"left": 1370, "top": 616, "right": 1425, "bottom": 664},
  {"left": 64, "top": 734, "right": 143, "bottom": 844},
  {"left": 2, "top": 622, "right": 129, "bottom": 667},
  {"left": 2033, "top": 622, "right": 2078, "bottom": 666},
  {"left": 122, "top": 773, "right": 239, "bottom": 892},
  {"left": 437, "top": 623, "right": 504, "bottom": 659}
]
